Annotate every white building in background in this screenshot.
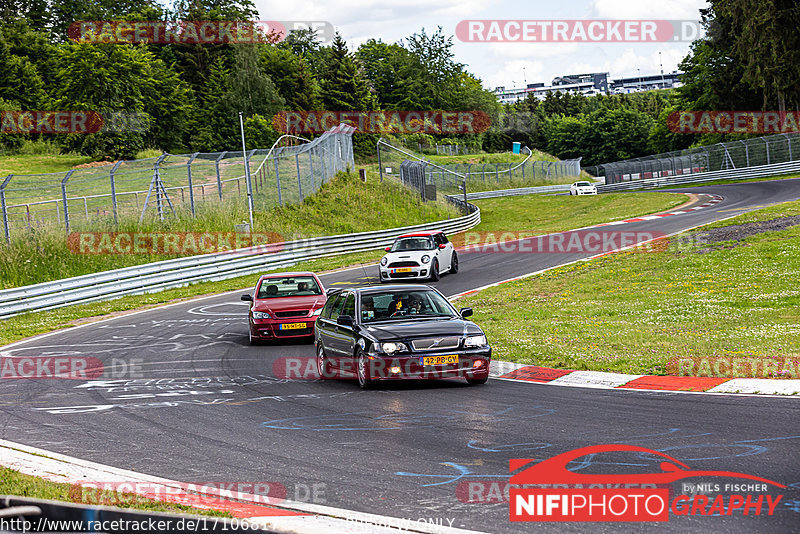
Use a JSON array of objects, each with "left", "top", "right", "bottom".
[{"left": 493, "top": 71, "right": 682, "bottom": 103}]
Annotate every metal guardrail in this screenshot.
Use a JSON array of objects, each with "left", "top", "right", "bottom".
[
  {"left": 462, "top": 184, "right": 572, "bottom": 200},
  {"left": 0, "top": 207, "right": 480, "bottom": 318},
  {"left": 596, "top": 160, "right": 800, "bottom": 192}
]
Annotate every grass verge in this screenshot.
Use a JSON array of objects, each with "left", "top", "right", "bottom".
[
  {"left": 459, "top": 199, "right": 800, "bottom": 376},
  {"left": 0, "top": 465, "right": 229, "bottom": 517},
  {"left": 630, "top": 173, "right": 800, "bottom": 191},
  {"left": 472, "top": 192, "right": 686, "bottom": 234},
  {"left": 0, "top": 171, "right": 459, "bottom": 289}
]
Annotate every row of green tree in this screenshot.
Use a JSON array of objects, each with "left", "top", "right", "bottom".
[
  {"left": 1, "top": 0, "right": 796, "bottom": 166},
  {"left": 500, "top": 0, "right": 799, "bottom": 166},
  {"left": 0, "top": 0, "right": 499, "bottom": 160}
]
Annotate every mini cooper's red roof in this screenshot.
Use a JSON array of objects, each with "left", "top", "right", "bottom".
[{"left": 396, "top": 231, "right": 441, "bottom": 238}]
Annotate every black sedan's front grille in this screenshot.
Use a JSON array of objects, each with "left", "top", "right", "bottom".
[
  {"left": 388, "top": 261, "right": 420, "bottom": 268},
  {"left": 411, "top": 336, "right": 461, "bottom": 351}
]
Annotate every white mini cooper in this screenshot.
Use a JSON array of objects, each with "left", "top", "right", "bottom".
[{"left": 379, "top": 231, "right": 458, "bottom": 282}]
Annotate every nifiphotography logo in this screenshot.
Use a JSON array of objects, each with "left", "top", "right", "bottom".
[{"left": 509, "top": 444, "right": 785, "bottom": 522}]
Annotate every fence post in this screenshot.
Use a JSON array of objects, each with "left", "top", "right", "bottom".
[
  {"left": 308, "top": 151, "right": 315, "bottom": 191},
  {"left": 1, "top": 175, "right": 13, "bottom": 244},
  {"left": 495, "top": 163, "right": 499, "bottom": 182},
  {"left": 295, "top": 154, "right": 303, "bottom": 201},
  {"left": 274, "top": 152, "right": 283, "bottom": 206},
  {"left": 763, "top": 137, "right": 770, "bottom": 164},
  {"left": 187, "top": 152, "right": 198, "bottom": 216},
  {"left": 61, "top": 170, "right": 74, "bottom": 233},
  {"left": 781, "top": 133, "right": 793, "bottom": 161},
  {"left": 109, "top": 160, "right": 121, "bottom": 225},
  {"left": 377, "top": 139, "right": 384, "bottom": 182},
  {"left": 215, "top": 152, "right": 226, "bottom": 201}
]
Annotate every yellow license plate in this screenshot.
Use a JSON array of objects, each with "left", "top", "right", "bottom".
[
  {"left": 279, "top": 323, "right": 306, "bottom": 330},
  {"left": 394, "top": 267, "right": 413, "bottom": 273},
  {"left": 422, "top": 355, "right": 459, "bottom": 366}
]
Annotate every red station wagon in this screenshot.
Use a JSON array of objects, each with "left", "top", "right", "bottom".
[{"left": 241, "top": 272, "right": 327, "bottom": 343}]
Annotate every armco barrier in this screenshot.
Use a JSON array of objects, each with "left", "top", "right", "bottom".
[
  {"left": 597, "top": 160, "right": 800, "bottom": 192},
  {"left": 0, "top": 207, "right": 479, "bottom": 318},
  {"left": 462, "top": 183, "right": 571, "bottom": 200}
]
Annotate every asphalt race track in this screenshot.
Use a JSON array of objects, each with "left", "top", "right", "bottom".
[{"left": 3, "top": 179, "right": 800, "bottom": 533}]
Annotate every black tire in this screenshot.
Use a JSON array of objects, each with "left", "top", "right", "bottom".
[
  {"left": 356, "top": 350, "right": 373, "bottom": 389},
  {"left": 450, "top": 252, "right": 459, "bottom": 274},
  {"left": 317, "top": 344, "right": 332, "bottom": 379},
  {"left": 429, "top": 259, "right": 440, "bottom": 281},
  {"left": 466, "top": 375, "right": 488, "bottom": 385},
  {"left": 248, "top": 328, "right": 261, "bottom": 345}
]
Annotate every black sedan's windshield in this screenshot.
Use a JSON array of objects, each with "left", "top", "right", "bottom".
[
  {"left": 390, "top": 237, "right": 434, "bottom": 252},
  {"left": 360, "top": 290, "right": 457, "bottom": 322}
]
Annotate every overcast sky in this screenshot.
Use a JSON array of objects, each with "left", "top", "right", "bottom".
[{"left": 253, "top": 0, "right": 709, "bottom": 90}]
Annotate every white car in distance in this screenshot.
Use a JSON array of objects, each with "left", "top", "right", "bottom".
[
  {"left": 570, "top": 181, "right": 598, "bottom": 195},
  {"left": 379, "top": 231, "right": 458, "bottom": 282}
]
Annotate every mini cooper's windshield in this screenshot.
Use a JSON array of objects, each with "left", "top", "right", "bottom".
[
  {"left": 389, "top": 237, "right": 435, "bottom": 252},
  {"left": 360, "top": 290, "right": 458, "bottom": 322}
]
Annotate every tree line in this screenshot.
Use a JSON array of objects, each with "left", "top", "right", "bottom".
[{"left": 0, "top": 0, "right": 796, "bottom": 166}]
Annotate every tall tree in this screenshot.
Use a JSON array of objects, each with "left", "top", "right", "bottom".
[
  {"left": 320, "top": 33, "right": 376, "bottom": 111},
  {"left": 714, "top": 0, "right": 800, "bottom": 111}
]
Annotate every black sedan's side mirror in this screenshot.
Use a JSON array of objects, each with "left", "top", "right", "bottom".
[
  {"left": 459, "top": 307, "right": 473, "bottom": 318},
  {"left": 241, "top": 294, "right": 253, "bottom": 302},
  {"left": 337, "top": 314, "right": 354, "bottom": 327}
]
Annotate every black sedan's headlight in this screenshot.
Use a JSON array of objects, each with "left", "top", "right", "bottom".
[
  {"left": 464, "top": 335, "right": 487, "bottom": 348},
  {"left": 375, "top": 342, "right": 409, "bottom": 354}
]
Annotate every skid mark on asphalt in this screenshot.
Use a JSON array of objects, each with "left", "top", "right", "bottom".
[{"left": 259, "top": 406, "right": 554, "bottom": 431}]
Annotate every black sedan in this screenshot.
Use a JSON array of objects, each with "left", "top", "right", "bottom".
[{"left": 314, "top": 285, "right": 491, "bottom": 389}]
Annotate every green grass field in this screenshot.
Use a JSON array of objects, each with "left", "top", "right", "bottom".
[
  {"left": 0, "top": 171, "right": 460, "bottom": 289},
  {"left": 472, "top": 192, "right": 686, "bottom": 234},
  {"left": 459, "top": 199, "right": 800, "bottom": 376}
]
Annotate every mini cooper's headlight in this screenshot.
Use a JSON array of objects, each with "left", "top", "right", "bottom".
[
  {"left": 376, "top": 342, "right": 408, "bottom": 354},
  {"left": 421, "top": 255, "right": 431, "bottom": 264},
  {"left": 311, "top": 308, "right": 323, "bottom": 316},
  {"left": 252, "top": 311, "right": 271, "bottom": 319},
  {"left": 380, "top": 256, "right": 388, "bottom": 266},
  {"left": 464, "top": 335, "right": 486, "bottom": 347}
]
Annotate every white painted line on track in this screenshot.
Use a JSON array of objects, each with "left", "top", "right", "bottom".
[
  {"left": 707, "top": 379, "right": 800, "bottom": 395},
  {"left": 0, "top": 439, "right": 487, "bottom": 534}
]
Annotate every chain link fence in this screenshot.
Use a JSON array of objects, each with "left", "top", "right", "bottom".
[
  {"left": 415, "top": 143, "right": 473, "bottom": 156},
  {"left": 584, "top": 132, "right": 800, "bottom": 184},
  {"left": 377, "top": 138, "right": 582, "bottom": 195},
  {"left": 0, "top": 126, "right": 355, "bottom": 244}
]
